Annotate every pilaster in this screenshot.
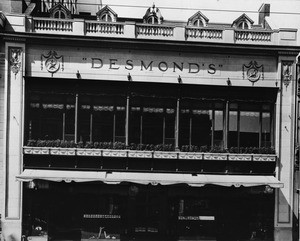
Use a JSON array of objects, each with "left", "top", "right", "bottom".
[
  {"left": 274, "top": 55, "right": 297, "bottom": 241},
  {"left": 2, "top": 41, "right": 25, "bottom": 241}
]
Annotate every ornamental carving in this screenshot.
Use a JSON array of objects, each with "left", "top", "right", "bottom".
[
  {"left": 41, "top": 51, "right": 64, "bottom": 76},
  {"left": 9, "top": 48, "right": 22, "bottom": 76},
  {"left": 282, "top": 62, "right": 293, "bottom": 88},
  {"left": 243, "top": 61, "right": 264, "bottom": 84}
]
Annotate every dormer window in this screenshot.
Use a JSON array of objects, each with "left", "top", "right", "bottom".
[
  {"left": 187, "top": 11, "right": 209, "bottom": 27},
  {"left": 96, "top": 5, "right": 117, "bottom": 22},
  {"left": 143, "top": 4, "right": 163, "bottom": 24},
  {"left": 232, "top": 13, "right": 254, "bottom": 30},
  {"left": 49, "top": 3, "right": 71, "bottom": 19}
]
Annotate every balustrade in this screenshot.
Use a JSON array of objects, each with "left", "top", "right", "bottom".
[
  {"left": 136, "top": 24, "right": 174, "bottom": 37},
  {"left": 34, "top": 18, "right": 73, "bottom": 32},
  {"left": 186, "top": 27, "right": 223, "bottom": 40},
  {"left": 235, "top": 30, "right": 272, "bottom": 42},
  {"left": 86, "top": 21, "right": 124, "bottom": 35},
  {"left": 28, "top": 17, "right": 282, "bottom": 45}
]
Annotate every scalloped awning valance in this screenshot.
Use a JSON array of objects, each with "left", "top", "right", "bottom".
[{"left": 16, "top": 169, "right": 283, "bottom": 188}]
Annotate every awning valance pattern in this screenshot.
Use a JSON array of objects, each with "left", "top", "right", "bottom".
[{"left": 16, "top": 169, "right": 283, "bottom": 188}]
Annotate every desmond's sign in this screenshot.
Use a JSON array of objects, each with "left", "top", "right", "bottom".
[{"left": 91, "top": 58, "right": 218, "bottom": 75}]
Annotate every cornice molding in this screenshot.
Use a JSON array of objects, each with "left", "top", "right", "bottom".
[
  {"left": 3, "top": 36, "right": 26, "bottom": 42},
  {"left": 278, "top": 51, "right": 300, "bottom": 56}
]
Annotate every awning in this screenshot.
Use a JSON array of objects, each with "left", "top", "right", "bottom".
[{"left": 16, "top": 169, "right": 284, "bottom": 188}]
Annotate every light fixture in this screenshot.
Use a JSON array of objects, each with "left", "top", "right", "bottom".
[
  {"left": 227, "top": 78, "right": 231, "bottom": 86},
  {"left": 177, "top": 75, "right": 182, "bottom": 84},
  {"left": 127, "top": 73, "right": 132, "bottom": 81},
  {"left": 76, "top": 70, "right": 81, "bottom": 79}
]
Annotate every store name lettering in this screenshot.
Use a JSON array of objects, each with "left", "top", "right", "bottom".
[{"left": 91, "top": 58, "right": 217, "bottom": 74}]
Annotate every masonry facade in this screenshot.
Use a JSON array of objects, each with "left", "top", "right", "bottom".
[{"left": 0, "top": 1, "right": 300, "bottom": 241}]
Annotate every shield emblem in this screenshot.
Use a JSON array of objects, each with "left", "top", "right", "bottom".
[
  {"left": 243, "top": 61, "right": 264, "bottom": 83},
  {"left": 41, "top": 51, "right": 64, "bottom": 75}
]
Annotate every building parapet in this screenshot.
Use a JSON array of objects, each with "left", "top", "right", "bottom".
[{"left": 0, "top": 14, "right": 290, "bottom": 45}]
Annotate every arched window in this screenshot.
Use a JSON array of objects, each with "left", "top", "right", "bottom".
[
  {"left": 192, "top": 19, "right": 204, "bottom": 27},
  {"left": 147, "top": 16, "right": 158, "bottom": 24},
  {"left": 237, "top": 21, "right": 249, "bottom": 29},
  {"left": 54, "top": 10, "right": 66, "bottom": 19},
  {"left": 100, "top": 13, "right": 112, "bottom": 22}
]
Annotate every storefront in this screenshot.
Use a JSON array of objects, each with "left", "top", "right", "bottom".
[
  {"left": 1, "top": 2, "right": 299, "bottom": 241},
  {"left": 20, "top": 178, "right": 279, "bottom": 241}
]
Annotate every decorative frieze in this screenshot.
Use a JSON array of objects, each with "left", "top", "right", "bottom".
[{"left": 23, "top": 146, "right": 277, "bottom": 162}]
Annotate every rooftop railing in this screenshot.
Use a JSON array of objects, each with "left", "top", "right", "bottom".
[
  {"left": 21, "top": 16, "right": 296, "bottom": 45},
  {"left": 86, "top": 20, "right": 125, "bottom": 35},
  {"left": 185, "top": 27, "right": 223, "bottom": 40},
  {"left": 33, "top": 17, "right": 73, "bottom": 32},
  {"left": 235, "top": 29, "right": 273, "bottom": 42},
  {"left": 136, "top": 23, "right": 174, "bottom": 38}
]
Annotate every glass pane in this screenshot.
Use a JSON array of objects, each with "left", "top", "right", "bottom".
[
  {"left": 41, "top": 94, "right": 64, "bottom": 140},
  {"left": 28, "top": 94, "right": 41, "bottom": 140},
  {"left": 78, "top": 95, "right": 91, "bottom": 143},
  {"left": 214, "top": 110, "right": 223, "bottom": 147},
  {"left": 115, "top": 106, "right": 126, "bottom": 143},
  {"left": 142, "top": 109, "right": 163, "bottom": 145},
  {"left": 228, "top": 111, "right": 238, "bottom": 147},
  {"left": 165, "top": 108, "right": 175, "bottom": 145},
  {"left": 93, "top": 96, "right": 114, "bottom": 142},
  {"left": 191, "top": 110, "right": 212, "bottom": 147},
  {"left": 65, "top": 95, "right": 75, "bottom": 141},
  {"left": 179, "top": 110, "right": 190, "bottom": 147},
  {"left": 262, "top": 112, "right": 271, "bottom": 147},
  {"left": 129, "top": 98, "right": 141, "bottom": 144},
  {"left": 240, "top": 111, "right": 259, "bottom": 147}
]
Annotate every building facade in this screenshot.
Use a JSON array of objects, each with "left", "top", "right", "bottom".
[{"left": 0, "top": 1, "right": 300, "bottom": 241}]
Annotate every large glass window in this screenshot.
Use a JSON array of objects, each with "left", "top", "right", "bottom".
[
  {"left": 179, "top": 100, "right": 224, "bottom": 150},
  {"left": 129, "top": 97, "right": 176, "bottom": 146},
  {"left": 228, "top": 103, "right": 273, "bottom": 149},
  {"left": 25, "top": 80, "right": 274, "bottom": 151},
  {"left": 27, "top": 93, "right": 75, "bottom": 141}
]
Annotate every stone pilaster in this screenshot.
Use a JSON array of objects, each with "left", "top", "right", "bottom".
[
  {"left": 2, "top": 42, "right": 25, "bottom": 241},
  {"left": 274, "top": 57, "right": 297, "bottom": 241}
]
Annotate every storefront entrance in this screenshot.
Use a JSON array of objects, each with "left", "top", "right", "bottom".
[{"left": 22, "top": 182, "right": 275, "bottom": 241}]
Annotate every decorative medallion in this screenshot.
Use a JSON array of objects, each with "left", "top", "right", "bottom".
[
  {"left": 41, "top": 51, "right": 64, "bottom": 76},
  {"left": 282, "top": 62, "right": 293, "bottom": 88},
  {"left": 9, "top": 48, "right": 22, "bottom": 76},
  {"left": 242, "top": 61, "right": 264, "bottom": 84}
]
